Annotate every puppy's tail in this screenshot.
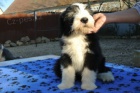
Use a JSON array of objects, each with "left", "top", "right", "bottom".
[{"left": 53, "top": 59, "right": 62, "bottom": 78}]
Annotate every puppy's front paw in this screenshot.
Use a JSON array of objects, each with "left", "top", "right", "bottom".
[
  {"left": 58, "top": 83, "right": 74, "bottom": 90},
  {"left": 81, "top": 83, "right": 97, "bottom": 90}
]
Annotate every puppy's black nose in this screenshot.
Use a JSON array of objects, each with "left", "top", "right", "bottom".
[{"left": 81, "top": 17, "right": 88, "bottom": 23}]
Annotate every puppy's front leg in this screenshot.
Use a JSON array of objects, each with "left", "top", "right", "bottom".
[
  {"left": 58, "top": 66, "right": 75, "bottom": 90},
  {"left": 81, "top": 67, "right": 97, "bottom": 90}
]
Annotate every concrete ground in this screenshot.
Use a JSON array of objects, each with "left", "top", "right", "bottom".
[{"left": 7, "top": 38, "right": 140, "bottom": 67}]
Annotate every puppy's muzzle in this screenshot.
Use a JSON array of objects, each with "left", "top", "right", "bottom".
[{"left": 80, "top": 17, "right": 88, "bottom": 23}]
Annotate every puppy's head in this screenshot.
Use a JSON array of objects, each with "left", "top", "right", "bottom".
[{"left": 60, "top": 3, "right": 94, "bottom": 36}]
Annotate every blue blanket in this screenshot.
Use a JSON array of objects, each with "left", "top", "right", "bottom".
[{"left": 0, "top": 58, "right": 140, "bottom": 93}]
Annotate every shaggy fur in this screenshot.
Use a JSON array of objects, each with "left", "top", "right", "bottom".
[
  {"left": 0, "top": 44, "right": 22, "bottom": 62},
  {"left": 54, "top": 3, "right": 114, "bottom": 90}
]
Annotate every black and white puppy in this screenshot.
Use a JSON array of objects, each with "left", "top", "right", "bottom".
[
  {"left": 54, "top": 3, "right": 114, "bottom": 90},
  {"left": 0, "top": 44, "right": 22, "bottom": 62}
]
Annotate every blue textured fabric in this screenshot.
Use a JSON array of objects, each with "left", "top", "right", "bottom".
[{"left": 0, "top": 58, "right": 140, "bottom": 93}]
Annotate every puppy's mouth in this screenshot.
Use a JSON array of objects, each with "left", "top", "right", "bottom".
[
  {"left": 88, "top": 30, "right": 94, "bottom": 34},
  {"left": 87, "top": 29, "right": 94, "bottom": 34},
  {"left": 72, "top": 20, "right": 94, "bottom": 34},
  {"left": 82, "top": 25, "right": 94, "bottom": 34},
  {"left": 72, "top": 27, "right": 94, "bottom": 34}
]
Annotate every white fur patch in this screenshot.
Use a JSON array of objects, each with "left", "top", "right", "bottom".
[
  {"left": 62, "top": 35, "right": 89, "bottom": 71},
  {"left": 97, "top": 71, "right": 115, "bottom": 82},
  {"left": 81, "top": 68, "right": 97, "bottom": 90},
  {"left": 58, "top": 66, "right": 75, "bottom": 90}
]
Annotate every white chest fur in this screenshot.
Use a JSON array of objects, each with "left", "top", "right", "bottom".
[{"left": 62, "top": 35, "right": 89, "bottom": 71}]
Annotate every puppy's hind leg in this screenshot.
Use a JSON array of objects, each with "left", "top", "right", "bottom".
[
  {"left": 58, "top": 66, "right": 75, "bottom": 90},
  {"left": 97, "top": 58, "right": 114, "bottom": 82},
  {"left": 81, "top": 67, "right": 97, "bottom": 90},
  {"left": 98, "top": 70, "right": 114, "bottom": 82}
]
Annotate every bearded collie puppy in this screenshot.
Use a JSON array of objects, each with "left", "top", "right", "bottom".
[
  {"left": 0, "top": 44, "right": 22, "bottom": 62},
  {"left": 54, "top": 3, "right": 114, "bottom": 90}
]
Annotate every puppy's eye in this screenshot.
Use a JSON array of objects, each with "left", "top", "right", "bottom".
[
  {"left": 85, "top": 5, "right": 94, "bottom": 15},
  {"left": 72, "top": 5, "right": 79, "bottom": 11},
  {"left": 85, "top": 5, "right": 90, "bottom": 10},
  {"left": 67, "top": 5, "right": 79, "bottom": 12}
]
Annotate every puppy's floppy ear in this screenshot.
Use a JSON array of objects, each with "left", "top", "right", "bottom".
[
  {"left": 59, "top": 12, "right": 66, "bottom": 37},
  {"left": 59, "top": 9, "right": 73, "bottom": 37}
]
